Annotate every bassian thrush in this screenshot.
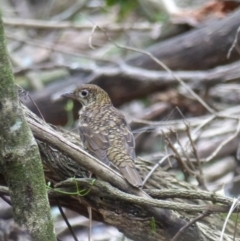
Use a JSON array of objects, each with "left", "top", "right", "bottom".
[{"left": 62, "top": 84, "right": 142, "bottom": 187}]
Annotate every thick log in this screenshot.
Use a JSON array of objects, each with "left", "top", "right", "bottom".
[
  {"left": 8, "top": 105, "right": 238, "bottom": 241},
  {"left": 1, "top": 105, "right": 239, "bottom": 240},
  {"left": 127, "top": 9, "right": 240, "bottom": 70}
]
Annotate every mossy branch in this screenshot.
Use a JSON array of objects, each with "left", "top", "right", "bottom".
[{"left": 0, "top": 11, "right": 56, "bottom": 241}]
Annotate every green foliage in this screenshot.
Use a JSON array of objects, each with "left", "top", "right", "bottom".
[
  {"left": 64, "top": 99, "right": 74, "bottom": 111},
  {"left": 47, "top": 178, "right": 96, "bottom": 196},
  {"left": 140, "top": 97, "right": 150, "bottom": 107},
  {"left": 220, "top": 212, "right": 240, "bottom": 223},
  {"left": 105, "top": 0, "right": 139, "bottom": 19},
  {"left": 154, "top": 12, "right": 168, "bottom": 22},
  {"left": 150, "top": 217, "right": 156, "bottom": 233},
  {"left": 64, "top": 100, "right": 75, "bottom": 128}
]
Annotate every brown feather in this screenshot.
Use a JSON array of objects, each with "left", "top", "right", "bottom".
[
  {"left": 119, "top": 166, "right": 142, "bottom": 187},
  {"left": 79, "top": 125, "right": 110, "bottom": 165}
]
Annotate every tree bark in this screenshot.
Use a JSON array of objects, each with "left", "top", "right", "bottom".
[
  {"left": 0, "top": 11, "right": 56, "bottom": 241},
  {"left": 5, "top": 104, "right": 237, "bottom": 241},
  {"left": 126, "top": 9, "right": 240, "bottom": 70}
]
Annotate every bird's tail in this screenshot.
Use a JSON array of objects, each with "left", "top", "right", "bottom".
[{"left": 119, "top": 162, "right": 142, "bottom": 188}]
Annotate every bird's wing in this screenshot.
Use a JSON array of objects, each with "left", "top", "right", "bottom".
[
  {"left": 123, "top": 125, "right": 136, "bottom": 160},
  {"left": 116, "top": 113, "right": 136, "bottom": 160},
  {"left": 79, "top": 124, "right": 111, "bottom": 165}
]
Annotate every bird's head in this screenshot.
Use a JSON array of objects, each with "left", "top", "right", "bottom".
[{"left": 62, "top": 84, "right": 112, "bottom": 107}]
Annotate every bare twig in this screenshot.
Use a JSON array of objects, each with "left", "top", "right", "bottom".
[
  {"left": 0, "top": 194, "right": 11, "bottom": 206},
  {"left": 220, "top": 198, "right": 239, "bottom": 241},
  {"left": 55, "top": 178, "right": 240, "bottom": 214},
  {"left": 57, "top": 200, "right": 79, "bottom": 241},
  {"left": 171, "top": 211, "right": 210, "bottom": 241},
  {"left": 227, "top": 26, "right": 240, "bottom": 59},
  {"left": 87, "top": 206, "right": 92, "bottom": 241},
  {"left": 3, "top": 17, "right": 160, "bottom": 32},
  {"left": 233, "top": 207, "right": 239, "bottom": 241},
  {"left": 174, "top": 129, "right": 196, "bottom": 175},
  {"left": 206, "top": 119, "right": 240, "bottom": 162},
  {"left": 146, "top": 189, "right": 235, "bottom": 205},
  {"left": 0, "top": 185, "right": 237, "bottom": 207},
  {"left": 17, "top": 86, "right": 45, "bottom": 122},
  {"left": 186, "top": 125, "right": 207, "bottom": 190},
  {"left": 6, "top": 33, "right": 116, "bottom": 64},
  {"left": 142, "top": 154, "right": 173, "bottom": 187},
  {"left": 163, "top": 130, "right": 195, "bottom": 180}
]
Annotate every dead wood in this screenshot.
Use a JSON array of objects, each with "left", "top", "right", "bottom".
[
  {"left": 0, "top": 105, "right": 237, "bottom": 241},
  {"left": 126, "top": 9, "right": 240, "bottom": 70},
  {"left": 21, "top": 60, "right": 240, "bottom": 125}
]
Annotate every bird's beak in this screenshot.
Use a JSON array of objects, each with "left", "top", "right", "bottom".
[{"left": 61, "top": 92, "right": 76, "bottom": 99}]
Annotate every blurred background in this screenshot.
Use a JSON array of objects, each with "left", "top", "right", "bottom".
[{"left": 1, "top": 0, "right": 240, "bottom": 240}]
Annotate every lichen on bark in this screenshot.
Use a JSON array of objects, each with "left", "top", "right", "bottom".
[{"left": 0, "top": 10, "right": 56, "bottom": 241}]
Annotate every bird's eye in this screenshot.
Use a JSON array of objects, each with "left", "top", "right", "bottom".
[{"left": 80, "top": 90, "right": 88, "bottom": 97}]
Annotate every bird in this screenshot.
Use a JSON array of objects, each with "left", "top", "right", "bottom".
[{"left": 62, "top": 84, "right": 142, "bottom": 187}]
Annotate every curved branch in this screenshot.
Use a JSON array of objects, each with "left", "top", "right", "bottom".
[{"left": 13, "top": 104, "right": 240, "bottom": 241}]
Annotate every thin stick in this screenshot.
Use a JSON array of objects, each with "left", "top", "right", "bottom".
[
  {"left": 142, "top": 154, "right": 173, "bottom": 187},
  {"left": 171, "top": 211, "right": 210, "bottom": 241},
  {"left": 57, "top": 199, "right": 79, "bottom": 241},
  {"left": 186, "top": 125, "right": 207, "bottom": 190}
]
